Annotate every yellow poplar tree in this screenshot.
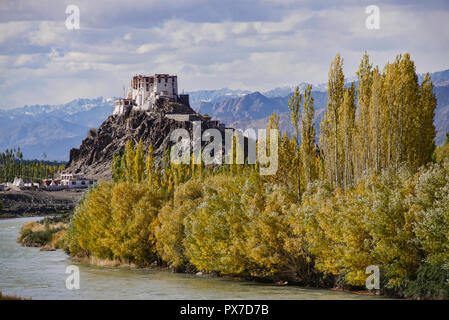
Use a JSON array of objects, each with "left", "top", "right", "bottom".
[
  {"left": 125, "top": 140, "right": 136, "bottom": 182},
  {"left": 134, "top": 139, "right": 146, "bottom": 183},
  {"left": 288, "top": 88, "right": 302, "bottom": 200}
]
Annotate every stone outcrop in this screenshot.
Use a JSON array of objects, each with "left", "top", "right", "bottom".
[{"left": 65, "top": 98, "right": 227, "bottom": 181}]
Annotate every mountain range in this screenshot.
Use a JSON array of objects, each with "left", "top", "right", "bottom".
[
  {"left": 1, "top": 69, "right": 448, "bottom": 161},
  {"left": 0, "top": 98, "right": 114, "bottom": 161}
]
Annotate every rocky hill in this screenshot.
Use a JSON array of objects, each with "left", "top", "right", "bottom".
[{"left": 64, "top": 98, "right": 226, "bottom": 181}]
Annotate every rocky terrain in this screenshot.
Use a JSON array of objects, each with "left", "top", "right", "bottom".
[
  {"left": 0, "top": 188, "right": 85, "bottom": 218},
  {"left": 65, "top": 98, "right": 229, "bottom": 181}
]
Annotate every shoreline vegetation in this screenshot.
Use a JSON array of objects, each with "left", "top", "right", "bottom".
[
  {"left": 17, "top": 214, "right": 70, "bottom": 251},
  {"left": 17, "top": 52, "right": 449, "bottom": 300},
  {"left": 0, "top": 291, "right": 30, "bottom": 300}
]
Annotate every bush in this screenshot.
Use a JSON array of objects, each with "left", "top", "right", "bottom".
[
  {"left": 19, "top": 229, "right": 53, "bottom": 246},
  {"left": 18, "top": 221, "right": 67, "bottom": 247},
  {"left": 67, "top": 181, "right": 164, "bottom": 266},
  {"left": 184, "top": 174, "right": 251, "bottom": 275},
  {"left": 404, "top": 264, "right": 449, "bottom": 299},
  {"left": 412, "top": 163, "right": 449, "bottom": 267},
  {"left": 155, "top": 179, "right": 204, "bottom": 270},
  {"left": 88, "top": 128, "right": 97, "bottom": 137}
]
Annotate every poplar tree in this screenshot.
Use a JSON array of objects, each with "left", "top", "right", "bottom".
[
  {"left": 301, "top": 84, "right": 316, "bottom": 185},
  {"left": 397, "top": 54, "right": 420, "bottom": 169},
  {"left": 369, "top": 67, "right": 383, "bottom": 173},
  {"left": 146, "top": 143, "right": 158, "bottom": 187},
  {"left": 355, "top": 52, "right": 373, "bottom": 176},
  {"left": 112, "top": 152, "right": 124, "bottom": 182},
  {"left": 288, "top": 87, "right": 302, "bottom": 200},
  {"left": 134, "top": 139, "right": 146, "bottom": 183},
  {"left": 321, "top": 53, "right": 345, "bottom": 187},
  {"left": 339, "top": 82, "right": 356, "bottom": 186},
  {"left": 125, "top": 140, "right": 136, "bottom": 182},
  {"left": 418, "top": 73, "right": 437, "bottom": 166}
]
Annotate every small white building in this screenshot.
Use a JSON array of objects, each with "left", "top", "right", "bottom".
[{"left": 60, "top": 174, "right": 96, "bottom": 189}]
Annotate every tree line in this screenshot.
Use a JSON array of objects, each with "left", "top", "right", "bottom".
[{"left": 0, "top": 148, "right": 65, "bottom": 183}]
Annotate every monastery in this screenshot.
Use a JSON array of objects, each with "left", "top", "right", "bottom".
[{"left": 113, "top": 74, "right": 190, "bottom": 115}]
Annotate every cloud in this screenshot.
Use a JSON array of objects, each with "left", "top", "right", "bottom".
[{"left": 0, "top": 0, "right": 448, "bottom": 108}]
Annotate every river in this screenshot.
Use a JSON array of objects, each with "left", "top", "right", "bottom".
[{"left": 0, "top": 217, "right": 383, "bottom": 300}]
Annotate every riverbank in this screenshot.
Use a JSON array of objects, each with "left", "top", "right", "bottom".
[
  {"left": 0, "top": 189, "right": 85, "bottom": 218},
  {"left": 2, "top": 217, "right": 382, "bottom": 300},
  {"left": 16, "top": 217, "right": 381, "bottom": 298},
  {"left": 0, "top": 291, "right": 30, "bottom": 300}
]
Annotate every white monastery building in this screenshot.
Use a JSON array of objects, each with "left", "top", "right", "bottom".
[{"left": 113, "top": 74, "right": 188, "bottom": 115}]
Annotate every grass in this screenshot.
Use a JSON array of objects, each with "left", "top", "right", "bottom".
[{"left": 17, "top": 220, "right": 68, "bottom": 249}]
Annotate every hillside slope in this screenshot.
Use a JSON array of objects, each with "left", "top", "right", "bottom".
[{"left": 65, "top": 99, "right": 227, "bottom": 180}]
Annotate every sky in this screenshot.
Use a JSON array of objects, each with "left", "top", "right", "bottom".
[{"left": 0, "top": 0, "right": 448, "bottom": 109}]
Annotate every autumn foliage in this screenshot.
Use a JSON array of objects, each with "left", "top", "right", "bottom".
[{"left": 65, "top": 53, "right": 449, "bottom": 298}]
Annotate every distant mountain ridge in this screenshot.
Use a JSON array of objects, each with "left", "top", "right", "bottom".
[
  {"left": 0, "top": 97, "right": 114, "bottom": 160},
  {"left": 1, "top": 69, "right": 448, "bottom": 161}
]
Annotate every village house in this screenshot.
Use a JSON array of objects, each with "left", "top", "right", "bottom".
[
  {"left": 42, "top": 174, "right": 97, "bottom": 190},
  {"left": 60, "top": 173, "right": 96, "bottom": 189}
]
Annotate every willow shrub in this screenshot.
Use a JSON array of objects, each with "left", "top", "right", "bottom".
[
  {"left": 67, "top": 181, "right": 164, "bottom": 266},
  {"left": 184, "top": 174, "right": 251, "bottom": 275},
  {"left": 181, "top": 173, "right": 304, "bottom": 279},
  {"left": 154, "top": 179, "right": 204, "bottom": 270},
  {"left": 412, "top": 162, "right": 449, "bottom": 268},
  {"left": 293, "top": 168, "right": 422, "bottom": 289}
]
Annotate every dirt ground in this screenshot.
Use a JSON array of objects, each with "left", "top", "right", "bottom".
[{"left": 0, "top": 188, "right": 86, "bottom": 218}]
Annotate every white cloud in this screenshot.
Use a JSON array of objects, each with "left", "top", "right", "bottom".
[
  {"left": 0, "top": 21, "right": 33, "bottom": 44},
  {"left": 28, "top": 21, "right": 66, "bottom": 46},
  {"left": 0, "top": 0, "right": 448, "bottom": 108},
  {"left": 136, "top": 43, "right": 163, "bottom": 54}
]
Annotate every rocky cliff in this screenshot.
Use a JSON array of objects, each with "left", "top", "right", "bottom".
[{"left": 65, "top": 98, "right": 226, "bottom": 181}]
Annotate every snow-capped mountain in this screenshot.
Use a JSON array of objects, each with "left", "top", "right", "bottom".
[
  {"left": 1, "top": 69, "right": 448, "bottom": 161},
  {"left": 0, "top": 97, "right": 115, "bottom": 161}
]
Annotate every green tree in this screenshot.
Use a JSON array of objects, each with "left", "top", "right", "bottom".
[
  {"left": 320, "top": 53, "right": 345, "bottom": 187},
  {"left": 124, "top": 140, "right": 136, "bottom": 182},
  {"left": 301, "top": 84, "right": 317, "bottom": 186},
  {"left": 339, "top": 82, "right": 356, "bottom": 186},
  {"left": 288, "top": 87, "right": 302, "bottom": 200},
  {"left": 355, "top": 52, "right": 373, "bottom": 176},
  {"left": 134, "top": 139, "right": 146, "bottom": 183},
  {"left": 417, "top": 73, "right": 437, "bottom": 165},
  {"left": 146, "top": 143, "right": 159, "bottom": 187}
]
